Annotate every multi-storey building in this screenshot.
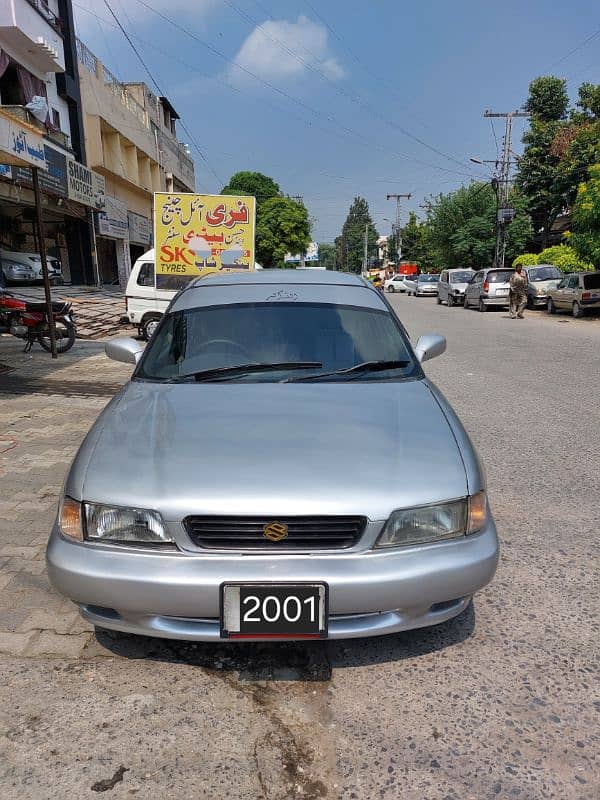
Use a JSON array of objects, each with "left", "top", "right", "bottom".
[
  {"left": 76, "top": 40, "right": 196, "bottom": 283},
  {"left": 0, "top": 0, "right": 95, "bottom": 283}
]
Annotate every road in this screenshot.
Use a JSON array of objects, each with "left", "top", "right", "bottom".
[{"left": 1, "top": 296, "right": 599, "bottom": 799}]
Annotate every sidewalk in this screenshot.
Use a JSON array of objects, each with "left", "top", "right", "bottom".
[
  {"left": 0, "top": 336, "right": 133, "bottom": 658},
  {"left": 6, "top": 285, "right": 135, "bottom": 339}
]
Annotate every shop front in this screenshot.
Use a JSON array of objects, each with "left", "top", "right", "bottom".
[{"left": 96, "top": 195, "right": 130, "bottom": 287}]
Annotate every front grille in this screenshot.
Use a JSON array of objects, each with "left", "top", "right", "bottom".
[{"left": 184, "top": 516, "right": 366, "bottom": 550}]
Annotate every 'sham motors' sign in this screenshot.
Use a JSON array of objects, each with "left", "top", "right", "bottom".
[{"left": 67, "top": 160, "right": 106, "bottom": 210}]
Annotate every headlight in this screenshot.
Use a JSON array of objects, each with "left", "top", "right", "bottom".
[
  {"left": 84, "top": 503, "right": 174, "bottom": 546},
  {"left": 376, "top": 492, "right": 487, "bottom": 548}
]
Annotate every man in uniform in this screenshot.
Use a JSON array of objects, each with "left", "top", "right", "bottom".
[{"left": 509, "top": 264, "right": 528, "bottom": 318}]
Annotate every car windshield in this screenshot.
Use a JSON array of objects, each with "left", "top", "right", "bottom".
[
  {"left": 418, "top": 274, "right": 438, "bottom": 283},
  {"left": 488, "top": 270, "right": 513, "bottom": 283},
  {"left": 450, "top": 271, "right": 473, "bottom": 283},
  {"left": 137, "top": 302, "right": 419, "bottom": 383},
  {"left": 529, "top": 266, "right": 561, "bottom": 281},
  {"left": 583, "top": 273, "right": 600, "bottom": 290}
]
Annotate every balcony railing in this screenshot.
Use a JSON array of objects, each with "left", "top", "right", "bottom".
[
  {"left": 1, "top": 105, "right": 72, "bottom": 152},
  {"left": 25, "top": 0, "right": 63, "bottom": 36}
]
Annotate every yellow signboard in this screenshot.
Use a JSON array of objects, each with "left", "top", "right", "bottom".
[{"left": 154, "top": 192, "right": 256, "bottom": 290}]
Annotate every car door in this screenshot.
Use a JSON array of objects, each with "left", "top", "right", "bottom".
[
  {"left": 557, "top": 275, "right": 578, "bottom": 307},
  {"left": 467, "top": 272, "right": 482, "bottom": 305},
  {"left": 439, "top": 271, "right": 448, "bottom": 301}
]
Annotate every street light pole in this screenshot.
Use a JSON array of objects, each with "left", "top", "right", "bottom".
[
  {"left": 386, "top": 192, "right": 411, "bottom": 262},
  {"left": 32, "top": 167, "right": 58, "bottom": 359}
]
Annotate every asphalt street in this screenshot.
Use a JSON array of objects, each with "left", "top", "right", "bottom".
[{"left": 1, "top": 295, "right": 599, "bottom": 799}]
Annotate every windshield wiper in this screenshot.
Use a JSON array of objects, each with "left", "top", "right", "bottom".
[
  {"left": 164, "top": 361, "right": 322, "bottom": 383},
  {"left": 283, "top": 359, "right": 410, "bottom": 383}
]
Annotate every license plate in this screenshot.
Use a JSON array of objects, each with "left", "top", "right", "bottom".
[
  {"left": 495, "top": 289, "right": 509, "bottom": 296},
  {"left": 220, "top": 583, "right": 328, "bottom": 639}
]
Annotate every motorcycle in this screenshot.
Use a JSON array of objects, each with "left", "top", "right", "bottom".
[{"left": 0, "top": 289, "right": 77, "bottom": 353}]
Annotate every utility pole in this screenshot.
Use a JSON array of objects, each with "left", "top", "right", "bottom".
[
  {"left": 362, "top": 222, "right": 368, "bottom": 275},
  {"left": 484, "top": 110, "right": 528, "bottom": 269},
  {"left": 386, "top": 193, "right": 411, "bottom": 263}
]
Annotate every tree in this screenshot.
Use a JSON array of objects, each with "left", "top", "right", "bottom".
[
  {"left": 537, "top": 244, "right": 593, "bottom": 272},
  {"left": 386, "top": 235, "right": 398, "bottom": 264},
  {"left": 317, "top": 242, "right": 336, "bottom": 270},
  {"left": 570, "top": 163, "right": 600, "bottom": 267},
  {"left": 221, "top": 171, "right": 280, "bottom": 227},
  {"left": 254, "top": 197, "right": 311, "bottom": 268},
  {"left": 523, "top": 76, "right": 568, "bottom": 121},
  {"left": 425, "top": 183, "right": 532, "bottom": 269},
  {"left": 512, "top": 253, "right": 539, "bottom": 267},
  {"left": 400, "top": 211, "right": 434, "bottom": 269},
  {"left": 336, "top": 197, "right": 378, "bottom": 273}
]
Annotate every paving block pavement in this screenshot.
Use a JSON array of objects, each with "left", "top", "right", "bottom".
[{"left": 0, "top": 335, "right": 133, "bottom": 658}]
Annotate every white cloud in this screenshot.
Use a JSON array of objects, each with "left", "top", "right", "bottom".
[
  {"left": 74, "top": 0, "right": 217, "bottom": 36},
  {"left": 229, "top": 16, "right": 344, "bottom": 86}
]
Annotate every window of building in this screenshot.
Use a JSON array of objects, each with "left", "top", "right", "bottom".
[
  {"left": 51, "top": 108, "right": 61, "bottom": 130},
  {"left": 0, "top": 65, "right": 25, "bottom": 106}
]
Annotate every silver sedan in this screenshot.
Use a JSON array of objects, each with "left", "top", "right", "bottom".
[{"left": 47, "top": 270, "right": 498, "bottom": 642}]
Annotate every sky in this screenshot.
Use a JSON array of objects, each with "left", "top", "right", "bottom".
[{"left": 73, "top": 0, "right": 599, "bottom": 242}]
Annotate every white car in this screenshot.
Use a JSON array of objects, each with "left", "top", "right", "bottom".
[
  {"left": 0, "top": 249, "right": 64, "bottom": 285},
  {"left": 384, "top": 274, "right": 408, "bottom": 293},
  {"left": 404, "top": 274, "right": 440, "bottom": 297}
]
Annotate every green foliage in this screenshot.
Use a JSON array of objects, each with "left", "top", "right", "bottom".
[
  {"left": 576, "top": 82, "right": 600, "bottom": 120},
  {"left": 512, "top": 253, "right": 539, "bottom": 267},
  {"left": 400, "top": 211, "right": 434, "bottom": 269},
  {"left": 386, "top": 235, "right": 399, "bottom": 264},
  {"left": 317, "top": 242, "right": 336, "bottom": 270},
  {"left": 425, "top": 183, "right": 531, "bottom": 269},
  {"left": 221, "top": 171, "right": 280, "bottom": 204},
  {"left": 536, "top": 244, "right": 593, "bottom": 272},
  {"left": 570, "top": 163, "right": 600, "bottom": 267},
  {"left": 255, "top": 197, "right": 311, "bottom": 268},
  {"left": 335, "top": 197, "right": 378, "bottom": 273},
  {"left": 524, "top": 76, "right": 569, "bottom": 121}
]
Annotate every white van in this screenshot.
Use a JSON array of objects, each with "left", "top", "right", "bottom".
[
  {"left": 122, "top": 249, "right": 264, "bottom": 339},
  {"left": 121, "top": 249, "right": 175, "bottom": 339}
]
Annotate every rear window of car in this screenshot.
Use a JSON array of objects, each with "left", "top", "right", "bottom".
[
  {"left": 583, "top": 274, "right": 600, "bottom": 290},
  {"left": 487, "top": 270, "right": 513, "bottom": 283},
  {"left": 529, "top": 266, "right": 561, "bottom": 281},
  {"left": 450, "top": 271, "right": 473, "bottom": 283}
]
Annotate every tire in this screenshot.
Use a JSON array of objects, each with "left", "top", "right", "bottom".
[
  {"left": 448, "top": 295, "right": 454, "bottom": 307},
  {"left": 547, "top": 297, "right": 556, "bottom": 315},
  {"left": 572, "top": 301, "right": 584, "bottom": 319},
  {"left": 463, "top": 295, "right": 469, "bottom": 309},
  {"left": 141, "top": 314, "right": 162, "bottom": 340},
  {"left": 436, "top": 295, "right": 442, "bottom": 305},
  {"left": 50, "top": 276, "right": 65, "bottom": 286},
  {"left": 478, "top": 298, "right": 487, "bottom": 312},
  {"left": 526, "top": 294, "right": 534, "bottom": 310},
  {"left": 38, "top": 320, "right": 76, "bottom": 353}
]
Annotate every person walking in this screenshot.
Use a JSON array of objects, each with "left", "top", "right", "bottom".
[{"left": 509, "top": 265, "right": 528, "bottom": 318}]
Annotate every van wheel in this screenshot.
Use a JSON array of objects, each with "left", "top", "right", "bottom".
[{"left": 141, "top": 314, "right": 162, "bottom": 340}]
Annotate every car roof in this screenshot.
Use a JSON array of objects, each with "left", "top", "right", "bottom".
[{"left": 186, "top": 269, "right": 368, "bottom": 289}]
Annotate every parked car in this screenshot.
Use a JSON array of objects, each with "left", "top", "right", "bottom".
[
  {"left": 47, "top": 269, "right": 498, "bottom": 643},
  {"left": 547, "top": 272, "right": 600, "bottom": 318},
  {"left": 404, "top": 273, "right": 440, "bottom": 297},
  {"left": 522, "top": 264, "right": 562, "bottom": 309},
  {"left": 463, "top": 268, "right": 513, "bottom": 312},
  {"left": 384, "top": 274, "right": 408, "bottom": 293},
  {"left": 437, "top": 269, "right": 475, "bottom": 307},
  {"left": 0, "top": 249, "right": 64, "bottom": 286}
]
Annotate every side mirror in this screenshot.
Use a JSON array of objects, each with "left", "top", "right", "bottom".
[
  {"left": 105, "top": 337, "right": 144, "bottom": 365},
  {"left": 414, "top": 334, "right": 446, "bottom": 363}
]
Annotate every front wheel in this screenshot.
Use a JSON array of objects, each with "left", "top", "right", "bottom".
[
  {"left": 547, "top": 298, "right": 556, "bottom": 315},
  {"left": 463, "top": 295, "right": 469, "bottom": 309},
  {"left": 447, "top": 295, "right": 454, "bottom": 307},
  {"left": 38, "top": 320, "right": 76, "bottom": 353},
  {"left": 141, "top": 314, "right": 162, "bottom": 340}
]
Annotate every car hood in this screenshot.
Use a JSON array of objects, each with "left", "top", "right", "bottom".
[
  {"left": 450, "top": 282, "right": 470, "bottom": 291},
  {"left": 77, "top": 379, "right": 468, "bottom": 520},
  {"left": 532, "top": 279, "right": 560, "bottom": 291}
]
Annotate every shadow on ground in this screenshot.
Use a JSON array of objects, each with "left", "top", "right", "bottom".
[{"left": 94, "top": 602, "right": 476, "bottom": 682}]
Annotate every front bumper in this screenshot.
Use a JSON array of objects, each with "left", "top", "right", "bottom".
[
  {"left": 46, "top": 518, "right": 499, "bottom": 641},
  {"left": 415, "top": 290, "right": 438, "bottom": 296},
  {"left": 530, "top": 295, "right": 549, "bottom": 306}
]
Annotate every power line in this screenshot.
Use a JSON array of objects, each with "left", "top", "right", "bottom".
[
  {"left": 102, "top": 0, "right": 223, "bottom": 184},
  {"left": 107, "top": 0, "right": 486, "bottom": 181},
  {"left": 547, "top": 26, "right": 600, "bottom": 70},
  {"left": 222, "top": 0, "right": 475, "bottom": 172}
]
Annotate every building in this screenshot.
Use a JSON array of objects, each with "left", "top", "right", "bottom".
[
  {"left": 76, "top": 39, "right": 196, "bottom": 284},
  {"left": 0, "top": 0, "right": 95, "bottom": 283}
]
